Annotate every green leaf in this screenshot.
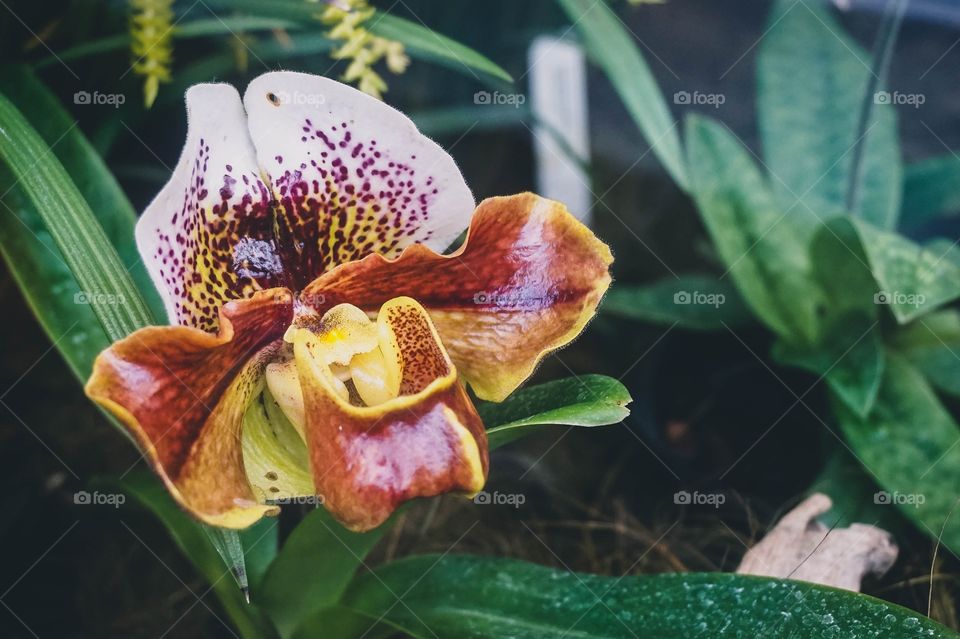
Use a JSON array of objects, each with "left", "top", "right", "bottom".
[
  {"left": 850, "top": 218, "right": 960, "bottom": 323},
  {"left": 555, "top": 0, "right": 687, "bottom": 188},
  {"left": 0, "top": 67, "right": 163, "bottom": 320},
  {"left": 891, "top": 309, "right": 960, "bottom": 397},
  {"left": 774, "top": 218, "right": 884, "bottom": 417},
  {"left": 774, "top": 314, "right": 884, "bottom": 418},
  {"left": 259, "top": 508, "right": 387, "bottom": 638},
  {"left": 902, "top": 155, "right": 960, "bottom": 227},
  {"left": 601, "top": 274, "right": 754, "bottom": 331},
  {"left": 685, "top": 113, "right": 821, "bottom": 343},
  {"left": 0, "top": 171, "right": 109, "bottom": 381},
  {"left": 0, "top": 91, "right": 153, "bottom": 341},
  {"left": 116, "top": 473, "right": 278, "bottom": 639},
  {"left": 834, "top": 352, "right": 960, "bottom": 556},
  {"left": 369, "top": 14, "right": 513, "bottom": 85},
  {"left": 340, "top": 554, "right": 957, "bottom": 638},
  {"left": 0, "top": 67, "right": 163, "bottom": 380},
  {"left": 809, "top": 447, "right": 907, "bottom": 533},
  {"left": 240, "top": 518, "right": 279, "bottom": 594},
  {"left": 477, "top": 375, "right": 631, "bottom": 449},
  {"left": 758, "top": 0, "right": 902, "bottom": 228}
]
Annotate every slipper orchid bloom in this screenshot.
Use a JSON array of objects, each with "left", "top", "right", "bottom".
[{"left": 86, "top": 72, "right": 612, "bottom": 532}]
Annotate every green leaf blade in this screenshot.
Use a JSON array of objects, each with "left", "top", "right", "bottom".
[
  {"left": 0, "top": 93, "right": 153, "bottom": 340},
  {"left": 556, "top": 0, "right": 686, "bottom": 187},
  {"left": 340, "top": 554, "right": 957, "bottom": 638},
  {"left": 758, "top": 0, "right": 902, "bottom": 228},
  {"left": 685, "top": 114, "right": 820, "bottom": 343},
  {"left": 260, "top": 508, "right": 387, "bottom": 638},
  {"left": 479, "top": 375, "right": 631, "bottom": 449},
  {"left": 369, "top": 13, "right": 513, "bottom": 85},
  {"left": 834, "top": 353, "right": 960, "bottom": 556}
]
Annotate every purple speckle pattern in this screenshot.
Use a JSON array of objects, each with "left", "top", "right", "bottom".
[
  {"left": 153, "top": 121, "right": 444, "bottom": 330},
  {"left": 152, "top": 138, "right": 285, "bottom": 331},
  {"left": 272, "top": 118, "right": 440, "bottom": 289}
]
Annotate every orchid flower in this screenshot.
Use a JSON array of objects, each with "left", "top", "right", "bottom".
[{"left": 85, "top": 72, "right": 613, "bottom": 532}]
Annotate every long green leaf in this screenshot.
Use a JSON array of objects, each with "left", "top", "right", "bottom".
[
  {"left": 259, "top": 508, "right": 388, "bottom": 638},
  {"left": 0, "top": 67, "right": 160, "bottom": 380},
  {"left": 556, "top": 0, "right": 687, "bottom": 188},
  {"left": 0, "top": 93, "right": 153, "bottom": 340},
  {"left": 849, "top": 217, "right": 960, "bottom": 323},
  {"left": 340, "top": 554, "right": 956, "bottom": 638},
  {"left": 774, "top": 313, "right": 884, "bottom": 418},
  {"left": 773, "top": 219, "right": 884, "bottom": 417},
  {"left": 834, "top": 353, "right": 960, "bottom": 556},
  {"left": 369, "top": 13, "right": 512, "bottom": 84},
  {"left": 0, "top": 66, "right": 163, "bottom": 319},
  {"left": 0, "top": 172, "right": 108, "bottom": 381},
  {"left": 758, "top": 0, "right": 902, "bottom": 228},
  {"left": 685, "top": 114, "right": 821, "bottom": 343},
  {"left": 602, "top": 274, "right": 754, "bottom": 331},
  {"left": 478, "top": 375, "right": 630, "bottom": 449}
]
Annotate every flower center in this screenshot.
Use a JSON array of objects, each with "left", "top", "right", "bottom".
[{"left": 264, "top": 302, "right": 403, "bottom": 437}]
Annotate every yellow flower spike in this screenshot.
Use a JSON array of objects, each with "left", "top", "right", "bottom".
[
  {"left": 318, "top": 0, "right": 407, "bottom": 99},
  {"left": 129, "top": 0, "right": 174, "bottom": 108},
  {"left": 358, "top": 72, "right": 387, "bottom": 99},
  {"left": 385, "top": 41, "right": 410, "bottom": 74}
]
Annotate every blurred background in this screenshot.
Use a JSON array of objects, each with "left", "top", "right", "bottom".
[{"left": 2, "top": 0, "right": 960, "bottom": 636}]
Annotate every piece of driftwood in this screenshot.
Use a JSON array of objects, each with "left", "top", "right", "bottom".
[{"left": 735, "top": 493, "right": 898, "bottom": 592}]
